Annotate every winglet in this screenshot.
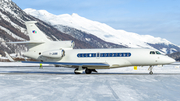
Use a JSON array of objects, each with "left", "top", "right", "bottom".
[{"left": 5, "top": 52, "right": 15, "bottom": 62}]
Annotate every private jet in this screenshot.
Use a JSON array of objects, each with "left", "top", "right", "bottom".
[{"left": 8, "top": 21, "right": 175, "bottom": 74}]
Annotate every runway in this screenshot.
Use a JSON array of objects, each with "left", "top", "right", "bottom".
[
  {"left": 1, "top": 66, "right": 180, "bottom": 75},
  {"left": 1, "top": 65, "right": 180, "bottom": 100},
  {"left": 1, "top": 72, "right": 180, "bottom": 75}
]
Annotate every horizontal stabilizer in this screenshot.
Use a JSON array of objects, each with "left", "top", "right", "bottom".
[
  {"left": 22, "top": 61, "right": 109, "bottom": 67},
  {"left": 7, "top": 41, "right": 44, "bottom": 44}
]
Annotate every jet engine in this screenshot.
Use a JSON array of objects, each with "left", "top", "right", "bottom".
[{"left": 42, "top": 49, "right": 65, "bottom": 58}]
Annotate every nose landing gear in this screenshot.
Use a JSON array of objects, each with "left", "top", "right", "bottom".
[{"left": 148, "top": 66, "right": 153, "bottom": 75}]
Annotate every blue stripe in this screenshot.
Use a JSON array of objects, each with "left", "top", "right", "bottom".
[{"left": 22, "top": 61, "right": 109, "bottom": 66}]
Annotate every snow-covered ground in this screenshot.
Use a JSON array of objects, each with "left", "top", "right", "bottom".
[{"left": 0, "top": 62, "right": 180, "bottom": 101}]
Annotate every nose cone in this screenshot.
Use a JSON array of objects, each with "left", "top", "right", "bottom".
[
  {"left": 158, "top": 56, "right": 176, "bottom": 65},
  {"left": 167, "top": 57, "right": 176, "bottom": 64}
]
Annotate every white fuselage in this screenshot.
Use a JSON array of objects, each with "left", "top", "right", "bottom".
[
  {"left": 24, "top": 48, "right": 175, "bottom": 69},
  {"left": 11, "top": 21, "right": 176, "bottom": 74},
  {"left": 21, "top": 21, "right": 175, "bottom": 70}
]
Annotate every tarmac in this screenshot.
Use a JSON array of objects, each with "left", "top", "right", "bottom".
[{"left": 0, "top": 66, "right": 180, "bottom": 75}]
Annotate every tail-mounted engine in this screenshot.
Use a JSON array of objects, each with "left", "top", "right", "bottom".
[{"left": 42, "top": 49, "right": 65, "bottom": 59}]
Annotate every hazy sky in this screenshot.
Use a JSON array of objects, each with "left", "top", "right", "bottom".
[{"left": 12, "top": 0, "right": 180, "bottom": 45}]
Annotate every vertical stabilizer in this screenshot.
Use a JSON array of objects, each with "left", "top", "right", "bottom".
[{"left": 25, "top": 21, "right": 51, "bottom": 42}]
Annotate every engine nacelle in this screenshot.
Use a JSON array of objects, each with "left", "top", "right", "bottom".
[{"left": 42, "top": 49, "right": 65, "bottom": 58}]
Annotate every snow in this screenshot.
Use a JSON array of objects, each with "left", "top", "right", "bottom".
[
  {"left": 0, "top": 26, "right": 25, "bottom": 40},
  {"left": 24, "top": 8, "right": 174, "bottom": 48},
  {"left": 85, "top": 38, "right": 91, "bottom": 41},
  {"left": 170, "top": 48, "right": 177, "bottom": 54},
  {"left": 51, "top": 35, "right": 59, "bottom": 41},
  {"left": 161, "top": 48, "right": 167, "bottom": 54},
  {"left": 0, "top": 11, "right": 26, "bottom": 38},
  {"left": 0, "top": 0, "right": 23, "bottom": 21},
  {"left": 0, "top": 62, "right": 47, "bottom": 66},
  {"left": 0, "top": 0, "right": 27, "bottom": 36},
  {"left": 1, "top": 41, "right": 9, "bottom": 49},
  {"left": 0, "top": 57, "right": 8, "bottom": 60},
  {"left": 0, "top": 62, "right": 180, "bottom": 100}
]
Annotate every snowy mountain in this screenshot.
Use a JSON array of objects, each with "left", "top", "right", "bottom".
[
  {"left": 1, "top": 0, "right": 109, "bottom": 56},
  {"left": 168, "top": 52, "right": 180, "bottom": 61},
  {"left": 24, "top": 8, "right": 180, "bottom": 54},
  {"left": 0, "top": 0, "right": 179, "bottom": 57}
]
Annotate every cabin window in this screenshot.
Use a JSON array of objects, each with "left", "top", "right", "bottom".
[
  {"left": 127, "top": 53, "right": 129, "bottom": 56},
  {"left": 120, "top": 53, "right": 123, "bottom": 57},
  {"left": 117, "top": 53, "right": 120, "bottom": 57},
  {"left": 112, "top": 53, "right": 116, "bottom": 57},
  {"left": 109, "top": 53, "right": 112, "bottom": 57},
  {"left": 93, "top": 53, "right": 96, "bottom": 57},
  {"left": 97, "top": 53, "right": 99, "bottom": 57},
  {"left": 121, "top": 53, "right": 124, "bottom": 57},
  {"left": 77, "top": 52, "right": 131, "bottom": 58},
  {"left": 91, "top": 53, "right": 94, "bottom": 57},
  {"left": 100, "top": 53, "right": 103, "bottom": 57},
  {"left": 124, "top": 53, "right": 127, "bottom": 57}
]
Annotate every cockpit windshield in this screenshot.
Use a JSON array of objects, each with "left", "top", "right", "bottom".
[
  {"left": 156, "top": 51, "right": 161, "bottom": 54},
  {"left": 150, "top": 51, "right": 155, "bottom": 54},
  {"left": 150, "top": 51, "right": 161, "bottom": 55}
]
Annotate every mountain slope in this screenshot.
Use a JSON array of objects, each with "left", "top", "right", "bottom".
[
  {"left": 168, "top": 52, "right": 180, "bottom": 61},
  {"left": 24, "top": 8, "right": 180, "bottom": 54},
  {"left": 0, "top": 0, "right": 105, "bottom": 56},
  {"left": 0, "top": 0, "right": 179, "bottom": 58}
]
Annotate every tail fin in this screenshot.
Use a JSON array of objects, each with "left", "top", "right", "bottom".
[{"left": 25, "top": 21, "right": 51, "bottom": 42}]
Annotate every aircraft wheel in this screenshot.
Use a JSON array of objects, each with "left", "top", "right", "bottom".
[
  {"left": 74, "top": 68, "right": 81, "bottom": 74},
  {"left": 55, "top": 65, "right": 60, "bottom": 67},
  {"left": 85, "top": 69, "right": 92, "bottom": 74},
  {"left": 149, "top": 71, "right": 153, "bottom": 75}
]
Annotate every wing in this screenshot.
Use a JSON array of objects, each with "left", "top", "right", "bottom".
[
  {"left": 22, "top": 61, "right": 109, "bottom": 67},
  {"left": 166, "top": 62, "right": 180, "bottom": 65}
]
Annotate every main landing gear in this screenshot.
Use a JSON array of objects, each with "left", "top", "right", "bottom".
[
  {"left": 148, "top": 66, "right": 153, "bottom": 75},
  {"left": 85, "top": 69, "right": 97, "bottom": 74},
  {"left": 74, "top": 67, "right": 97, "bottom": 74}
]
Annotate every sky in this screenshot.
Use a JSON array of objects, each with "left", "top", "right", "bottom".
[{"left": 12, "top": 0, "right": 180, "bottom": 45}]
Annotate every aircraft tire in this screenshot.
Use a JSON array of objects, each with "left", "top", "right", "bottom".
[
  {"left": 85, "top": 69, "right": 92, "bottom": 74},
  {"left": 149, "top": 71, "right": 153, "bottom": 75}
]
